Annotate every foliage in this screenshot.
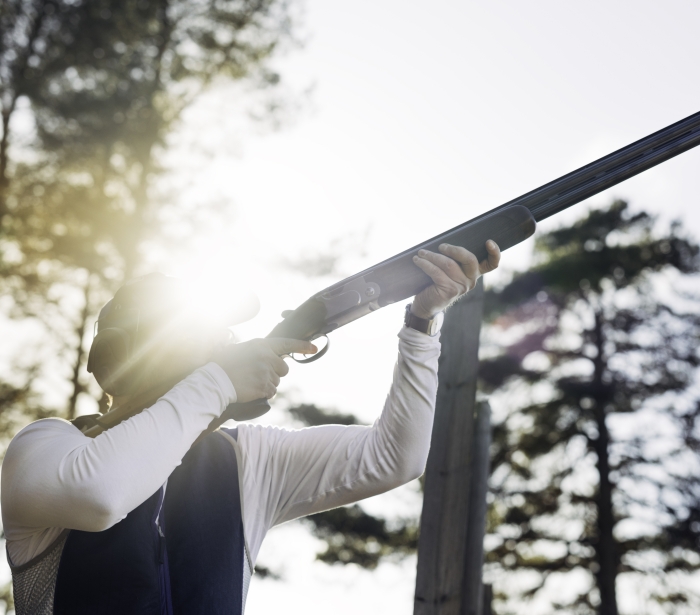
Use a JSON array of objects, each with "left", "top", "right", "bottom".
[
  {"left": 0, "top": 0, "right": 296, "bottom": 422},
  {"left": 0, "top": 365, "right": 57, "bottom": 455},
  {"left": 287, "top": 402, "right": 360, "bottom": 427},
  {"left": 306, "top": 504, "right": 418, "bottom": 569},
  {"left": 3, "top": 0, "right": 293, "bottom": 279},
  {"left": 0, "top": 579, "right": 13, "bottom": 615},
  {"left": 480, "top": 201, "right": 700, "bottom": 614},
  {"left": 290, "top": 202, "right": 700, "bottom": 615}
]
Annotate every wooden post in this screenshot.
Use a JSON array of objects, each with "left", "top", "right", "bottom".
[
  {"left": 462, "top": 401, "right": 492, "bottom": 615},
  {"left": 414, "top": 278, "right": 484, "bottom": 615},
  {"left": 481, "top": 584, "right": 493, "bottom": 615}
]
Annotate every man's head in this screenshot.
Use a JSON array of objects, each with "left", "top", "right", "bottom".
[{"left": 87, "top": 273, "right": 252, "bottom": 399}]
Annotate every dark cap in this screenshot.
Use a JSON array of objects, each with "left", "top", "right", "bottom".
[
  {"left": 95, "top": 273, "right": 187, "bottom": 336},
  {"left": 95, "top": 272, "right": 259, "bottom": 336},
  {"left": 88, "top": 273, "right": 259, "bottom": 396}
]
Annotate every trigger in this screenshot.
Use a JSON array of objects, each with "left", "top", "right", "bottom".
[{"left": 292, "top": 335, "right": 330, "bottom": 364}]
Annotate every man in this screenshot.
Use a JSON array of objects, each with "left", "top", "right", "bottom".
[{"left": 2, "top": 240, "right": 500, "bottom": 615}]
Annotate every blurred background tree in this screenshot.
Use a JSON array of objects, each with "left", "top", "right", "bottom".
[
  {"left": 0, "top": 0, "right": 296, "bottom": 428},
  {"left": 479, "top": 201, "right": 700, "bottom": 615},
  {"left": 294, "top": 202, "right": 700, "bottom": 615}
]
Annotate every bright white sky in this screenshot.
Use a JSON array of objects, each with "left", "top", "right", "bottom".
[{"left": 159, "top": 2, "right": 700, "bottom": 613}]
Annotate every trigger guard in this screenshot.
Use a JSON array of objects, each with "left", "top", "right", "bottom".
[{"left": 292, "top": 335, "right": 330, "bottom": 364}]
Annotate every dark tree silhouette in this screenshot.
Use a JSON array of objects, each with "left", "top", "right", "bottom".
[
  {"left": 480, "top": 201, "right": 700, "bottom": 614},
  {"left": 0, "top": 0, "right": 297, "bottom": 422},
  {"left": 287, "top": 203, "right": 700, "bottom": 615}
]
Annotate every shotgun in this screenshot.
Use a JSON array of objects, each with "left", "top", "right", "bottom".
[
  {"left": 267, "top": 110, "right": 700, "bottom": 343},
  {"left": 82, "top": 109, "right": 700, "bottom": 438}
]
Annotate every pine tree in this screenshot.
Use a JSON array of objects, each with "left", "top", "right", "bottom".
[
  {"left": 0, "top": 0, "right": 296, "bottom": 421},
  {"left": 288, "top": 202, "right": 700, "bottom": 615},
  {"left": 479, "top": 201, "right": 700, "bottom": 614}
]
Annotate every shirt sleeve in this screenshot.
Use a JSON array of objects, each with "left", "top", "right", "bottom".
[
  {"left": 234, "top": 326, "right": 440, "bottom": 565},
  {"left": 1, "top": 363, "right": 236, "bottom": 564}
]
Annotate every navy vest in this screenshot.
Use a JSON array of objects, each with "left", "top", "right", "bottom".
[{"left": 52, "top": 428, "right": 245, "bottom": 615}]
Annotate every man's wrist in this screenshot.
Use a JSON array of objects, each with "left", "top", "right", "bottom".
[
  {"left": 404, "top": 303, "right": 444, "bottom": 336},
  {"left": 410, "top": 303, "right": 440, "bottom": 320}
]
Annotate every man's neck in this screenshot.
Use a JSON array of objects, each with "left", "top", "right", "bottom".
[{"left": 111, "top": 373, "right": 188, "bottom": 412}]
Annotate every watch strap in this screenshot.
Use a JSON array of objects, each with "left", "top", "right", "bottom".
[{"left": 404, "top": 304, "right": 443, "bottom": 336}]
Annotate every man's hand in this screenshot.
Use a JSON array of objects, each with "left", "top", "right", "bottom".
[
  {"left": 411, "top": 240, "right": 501, "bottom": 319},
  {"left": 214, "top": 338, "right": 317, "bottom": 403}
]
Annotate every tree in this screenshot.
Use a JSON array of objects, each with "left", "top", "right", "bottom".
[
  {"left": 285, "top": 202, "right": 700, "bottom": 615},
  {"left": 0, "top": 0, "right": 297, "bottom": 422},
  {"left": 479, "top": 201, "right": 700, "bottom": 614}
]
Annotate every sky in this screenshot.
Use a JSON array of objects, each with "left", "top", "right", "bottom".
[
  {"left": 154, "top": 2, "right": 700, "bottom": 613},
  {"left": 2, "top": 1, "right": 699, "bottom": 613}
]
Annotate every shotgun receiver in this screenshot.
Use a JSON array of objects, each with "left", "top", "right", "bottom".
[
  {"left": 268, "top": 206, "right": 535, "bottom": 342},
  {"left": 84, "top": 109, "right": 700, "bottom": 437}
]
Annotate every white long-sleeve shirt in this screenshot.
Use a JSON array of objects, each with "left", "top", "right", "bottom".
[{"left": 1, "top": 326, "right": 440, "bottom": 570}]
